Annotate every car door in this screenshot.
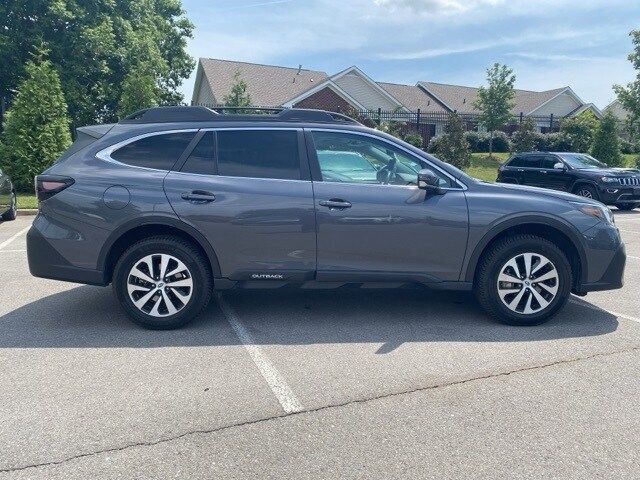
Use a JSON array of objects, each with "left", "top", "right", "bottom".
[
  {"left": 538, "top": 154, "right": 571, "bottom": 191},
  {"left": 519, "top": 155, "right": 544, "bottom": 187},
  {"left": 163, "top": 128, "right": 317, "bottom": 281},
  {"left": 498, "top": 155, "right": 526, "bottom": 183},
  {"left": 306, "top": 129, "right": 469, "bottom": 284}
]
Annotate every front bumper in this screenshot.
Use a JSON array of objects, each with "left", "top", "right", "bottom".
[
  {"left": 598, "top": 185, "right": 640, "bottom": 205},
  {"left": 574, "top": 239, "right": 626, "bottom": 294}
]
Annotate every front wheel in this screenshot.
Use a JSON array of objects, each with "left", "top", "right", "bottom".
[
  {"left": 574, "top": 184, "right": 599, "bottom": 201},
  {"left": 475, "top": 234, "right": 572, "bottom": 326},
  {"left": 113, "top": 236, "right": 213, "bottom": 329}
]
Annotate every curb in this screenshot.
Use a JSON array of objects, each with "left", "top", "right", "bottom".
[{"left": 17, "top": 209, "right": 38, "bottom": 216}]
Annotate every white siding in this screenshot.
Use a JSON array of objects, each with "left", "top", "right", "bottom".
[
  {"left": 333, "top": 72, "right": 398, "bottom": 110},
  {"left": 533, "top": 92, "right": 581, "bottom": 116},
  {"left": 193, "top": 76, "right": 216, "bottom": 105}
]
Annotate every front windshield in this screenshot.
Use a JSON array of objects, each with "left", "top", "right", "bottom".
[{"left": 557, "top": 153, "right": 606, "bottom": 169}]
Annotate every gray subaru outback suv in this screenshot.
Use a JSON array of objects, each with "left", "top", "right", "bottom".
[{"left": 26, "top": 106, "right": 625, "bottom": 329}]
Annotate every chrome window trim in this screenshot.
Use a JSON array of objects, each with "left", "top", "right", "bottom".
[
  {"left": 168, "top": 170, "right": 311, "bottom": 184},
  {"left": 306, "top": 128, "right": 467, "bottom": 190},
  {"left": 96, "top": 129, "right": 199, "bottom": 172}
]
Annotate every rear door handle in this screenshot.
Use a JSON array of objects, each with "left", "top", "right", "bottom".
[
  {"left": 517, "top": 169, "right": 524, "bottom": 172},
  {"left": 319, "top": 199, "right": 352, "bottom": 210},
  {"left": 181, "top": 190, "right": 216, "bottom": 203}
]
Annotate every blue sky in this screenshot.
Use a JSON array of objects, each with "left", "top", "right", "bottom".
[{"left": 178, "top": 0, "right": 640, "bottom": 108}]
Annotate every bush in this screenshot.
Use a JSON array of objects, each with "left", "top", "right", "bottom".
[
  {"left": 462, "top": 130, "right": 511, "bottom": 152},
  {"left": 559, "top": 111, "right": 598, "bottom": 153},
  {"left": 511, "top": 117, "right": 537, "bottom": 152},
  {"left": 427, "top": 134, "right": 446, "bottom": 153},
  {"left": 403, "top": 132, "right": 423, "bottom": 148},
  {"left": 0, "top": 52, "right": 71, "bottom": 191},
  {"left": 430, "top": 112, "right": 470, "bottom": 169},
  {"left": 591, "top": 112, "right": 622, "bottom": 167},
  {"left": 620, "top": 138, "right": 640, "bottom": 154},
  {"left": 635, "top": 156, "right": 640, "bottom": 169},
  {"left": 539, "top": 132, "right": 573, "bottom": 152}
]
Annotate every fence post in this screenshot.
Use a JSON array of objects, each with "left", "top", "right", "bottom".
[
  {"left": 549, "top": 113, "right": 554, "bottom": 130},
  {"left": 377, "top": 107, "right": 382, "bottom": 126},
  {"left": 519, "top": 112, "right": 523, "bottom": 124},
  {"left": 416, "top": 108, "right": 421, "bottom": 130}
]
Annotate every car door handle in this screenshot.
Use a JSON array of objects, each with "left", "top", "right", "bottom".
[
  {"left": 181, "top": 190, "right": 216, "bottom": 203},
  {"left": 319, "top": 199, "right": 352, "bottom": 210},
  {"left": 540, "top": 170, "right": 548, "bottom": 174},
  {"left": 517, "top": 169, "right": 524, "bottom": 172}
]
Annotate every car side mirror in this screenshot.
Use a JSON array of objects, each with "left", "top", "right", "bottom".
[
  {"left": 417, "top": 168, "right": 444, "bottom": 194},
  {"left": 553, "top": 162, "right": 565, "bottom": 170}
]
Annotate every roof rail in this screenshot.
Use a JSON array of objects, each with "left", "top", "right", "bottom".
[
  {"left": 120, "top": 106, "right": 219, "bottom": 123},
  {"left": 120, "top": 106, "right": 361, "bottom": 125}
]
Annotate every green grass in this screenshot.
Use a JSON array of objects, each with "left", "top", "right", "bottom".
[{"left": 16, "top": 193, "right": 38, "bottom": 210}]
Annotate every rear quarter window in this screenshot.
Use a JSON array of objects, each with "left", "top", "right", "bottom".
[{"left": 111, "top": 132, "right": 196, "bottom": 170}]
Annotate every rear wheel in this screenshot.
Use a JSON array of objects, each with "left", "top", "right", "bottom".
[
  {"left": 113, "top": 236, "right": 213, "bottom": 329},
  {"left": 616, "top": 203, "right": 639, "bottom": 211},
  {"left": 1, "top": 192, "right": 17, "bottom": 221},
  {"left": 574, "top": 184, "right": 599, "bottom": 201},
  {"left": 475, "top": 234, "right": 572, "bottom": 326}
]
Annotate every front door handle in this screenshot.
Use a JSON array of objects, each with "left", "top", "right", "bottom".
[
  {"left": 319, "top": 198, "right": 352, "bottom": 210},
  {"left": 181, "top": 190, "right": 216, "bottom": 203}
]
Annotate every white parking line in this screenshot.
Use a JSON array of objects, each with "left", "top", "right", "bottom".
[
  {"left": 0, "top": 249, "right": 26, "bottom": 253},
  {"left": 0, "top": 226, "right": 30, "bottom": 250},
  {"left": 215, "top": 292, "right": 303, "bottom": 414},
  {"left": 628, "top": 255, "right": 640, "bottom": 261},
  {"left": 570, "top": 298, "right": 640, "bottom": 324}
]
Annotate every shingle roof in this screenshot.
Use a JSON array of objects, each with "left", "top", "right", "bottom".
[
  {"left": 199, "top": 58, "right": 328, "bottom": 107},
  {"left": 376, "top": 82, "right": 449, "bottom": 113},
  {"left": 418, "top": 82, "right": 568, "bottom": 115}
]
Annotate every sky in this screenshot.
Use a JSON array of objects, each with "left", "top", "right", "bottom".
[{"left": 178, "top": 0, "right": 640, "bottom": 109}]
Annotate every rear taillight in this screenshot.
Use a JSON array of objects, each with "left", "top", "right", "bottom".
[{"left": 35, "top": 175, "right": 75, "bottom": 202}]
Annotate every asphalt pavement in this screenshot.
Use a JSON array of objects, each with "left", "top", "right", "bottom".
[{"left": 0, "top": 212, "right": 639, "bottom": 479}]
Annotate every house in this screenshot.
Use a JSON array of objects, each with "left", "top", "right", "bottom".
[{"left": 192, "top": 58, "right": 602, "bottom": 139}]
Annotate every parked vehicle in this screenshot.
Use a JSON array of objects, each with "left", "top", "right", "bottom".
[
  {"left": 27, "top": 107, "right": 626, "bottom": 329},
  {"left": 497, "top": 151, "right": 640, "bottom": 211},
  {"left": 0, "top": 167, "right": 17, "bottom": 221}
]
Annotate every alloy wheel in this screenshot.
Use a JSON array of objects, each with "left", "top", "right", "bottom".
[
  {"left": 496, "top": 252, "right": 559, "bottom": 315},
  {"left": 577, "top": 189, "right": 593, "bottom": 198},
  {"left": 126, "top": 253, "right": 193, "bottom": 317}
]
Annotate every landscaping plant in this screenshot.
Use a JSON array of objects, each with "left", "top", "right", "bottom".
[{"left": 591, "top": 112, "right": 622, "bottom": 167}]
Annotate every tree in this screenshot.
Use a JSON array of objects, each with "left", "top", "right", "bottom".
[
  {"left": 560, "top": 110, "right": 599, "bottom": 152},
  {"left": 614, "top": 30, "right": 640, "bottom": 141},
  {"left": 0, "top": 52, "right": 71, "bottom": 191},
  {"left": 433, "top": 112, "right": 470, "bottom": 169},
  {"left": 223, "top": 71, "right": 252, "bottom": 109},
  {"left": 591, "top": 112, "right": 622, "bottom": 167},
  {"left": 512, "top": 117, "right": 537, "bottom": 152},
  {"left": 117, "top": 63, "right": 161, "bottom": 118},
  {"left": 474, "top": 63, "right": 516, "bottom": 157},
  {"left": 0, "top": 0, "right": 194, "bottom": 126}
]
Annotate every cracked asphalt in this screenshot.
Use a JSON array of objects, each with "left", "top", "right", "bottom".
[{"left": 0, "top": 212, "right": 639, "bottom": 479}]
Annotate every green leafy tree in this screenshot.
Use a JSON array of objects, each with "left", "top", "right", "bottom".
[
  {"left": 0, "top": 0, "right": 194, "bottom": 126},
  {"left": 223, "top": 71, "right": 252, "bottom": 109},
  {"left": 560, "top": 110, "right": 599, "bottom": 152},
  {"left": 474, "top": 63, "right": 516, "bottom": 157},
  {"left": 512, "top": 116, "right": 537, "bottom": 152},
  {"left": 117, "top": 63, "right": 161, "bottom": 118},
  {"left": 0, "top": 52, "right": 71, "bottom": 190},
  {"left": 591, "top": 112, "right": 622, "bottom": 167},
  {"left": 614, "top": 30, "right": 640, "bottom": 141},
  {"left": 433, "top": 112, "right": 470, "bottom": 169}
]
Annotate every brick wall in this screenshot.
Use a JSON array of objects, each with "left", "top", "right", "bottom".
[{"left": 293, "top": 87, "right": 353, "bottom": 112}]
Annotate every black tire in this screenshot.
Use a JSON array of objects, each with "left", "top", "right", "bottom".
[
  {"left": 475, "top": 234, "right": 572, "bottom": 326},
  {"left": 1, "top": 192, "right": 17, "bottom": 221},
  {"left": 615, "top": 203, "right": 639, "bottom": 211},
  {"left": 113, "top": 235, "right": 213, "bottom": 329},
  {"left": 573, "top": 184, "right": 599, "bottom": 201}
]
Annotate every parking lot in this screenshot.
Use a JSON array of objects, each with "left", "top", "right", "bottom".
[{"left": 0, "top": 213, "right": 639, "bottom": 479}]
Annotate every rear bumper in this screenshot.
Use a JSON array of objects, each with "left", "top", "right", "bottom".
[
  {"left": 27, "top": 226, "right": 107, "bottom": 286},
  {"left": 574, "top": 241, "right": 625, "bottom": 294}
]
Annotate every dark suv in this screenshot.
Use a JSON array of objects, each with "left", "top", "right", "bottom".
[
  {"left": 497, "top": 151, "right": 640, "bottom": 210},
  {"left": 26, "top": 107, "right": 626, "bottom": 329}
]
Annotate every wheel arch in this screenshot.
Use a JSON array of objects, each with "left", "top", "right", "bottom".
[
  {"left": 571, "top": 179, "right": 599, "bottom": 195},
  {"left": 464, "top": 215, "right": 587, "bottom": 289},
  {"left": 98, "top": 215, "right": 221, "bottom": 284}
]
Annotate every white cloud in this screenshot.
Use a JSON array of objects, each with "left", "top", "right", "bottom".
[{"left": 373, "top": 0, "right": 504, "bottom": 14}]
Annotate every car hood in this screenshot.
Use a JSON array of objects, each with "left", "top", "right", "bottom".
[
  {"left": 488, "top": 182, "right": 603, "bottom": 206},
  {"left": 576, "top": 167, "right": 640, "bottom": 177}
]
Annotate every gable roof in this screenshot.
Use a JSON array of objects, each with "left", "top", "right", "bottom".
[
  {"left": 377, "top": 82, "right": 449, "bottom": 113},
  {"left": 196, "top": 58, "right": 328, "bottom": 107},
  {"left": 418, "top": 81, "right": 569, "bottom": 115}
]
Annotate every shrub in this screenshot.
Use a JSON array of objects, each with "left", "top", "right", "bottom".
[
  {"left": 541, "top": 132, "right": 573, "bottom": 152},
  {"left": 591, "top": 112, "right": 622, "bottom": 167},
  {"left": 427, "top": 134, "right": 446, "bottom": 153},
  {"left": 511, "top": 117, "right": 537, "bottom": 152},
  {"left": 620, "top": 138, "right": 639, "bottom": 154},
  {"left": 430, "top": 112, "right": 470, "bottom": 169},
  {"left": 403, "top": 132, "right": 423, "bottom": 148},
  {"left": 0, "top": 52, "right": 71, "bottom": 191},
  {"left": 462, "top": 131, "right": 511, "bottom": 153},
  {"left": 560, "top": 111, "right": 598, "bottom": 153},
  {"left": 635, "top": 156, "right": 640, "bottom": 169}
]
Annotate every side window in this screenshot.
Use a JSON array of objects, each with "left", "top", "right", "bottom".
[
  {"left": 111, "top": 132, "right": 195, "bottom": 170},
  {"left": 540, "top": 155, "right": 559, "bottom": 169},
  {"left": 523, "top": 156, "right": 542, "bottom": 168},
  {"left": 311, "top": 131, "right": 454, "bottom": 187},
  {"left": 508, "top": 156, "right": 525, "bottom": 167},
  {"left": 181, "top": 131, "right": 215, "bottom": 175},
  {"left": 217, "top": 130, "right": 300, "bottom": 180}
]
